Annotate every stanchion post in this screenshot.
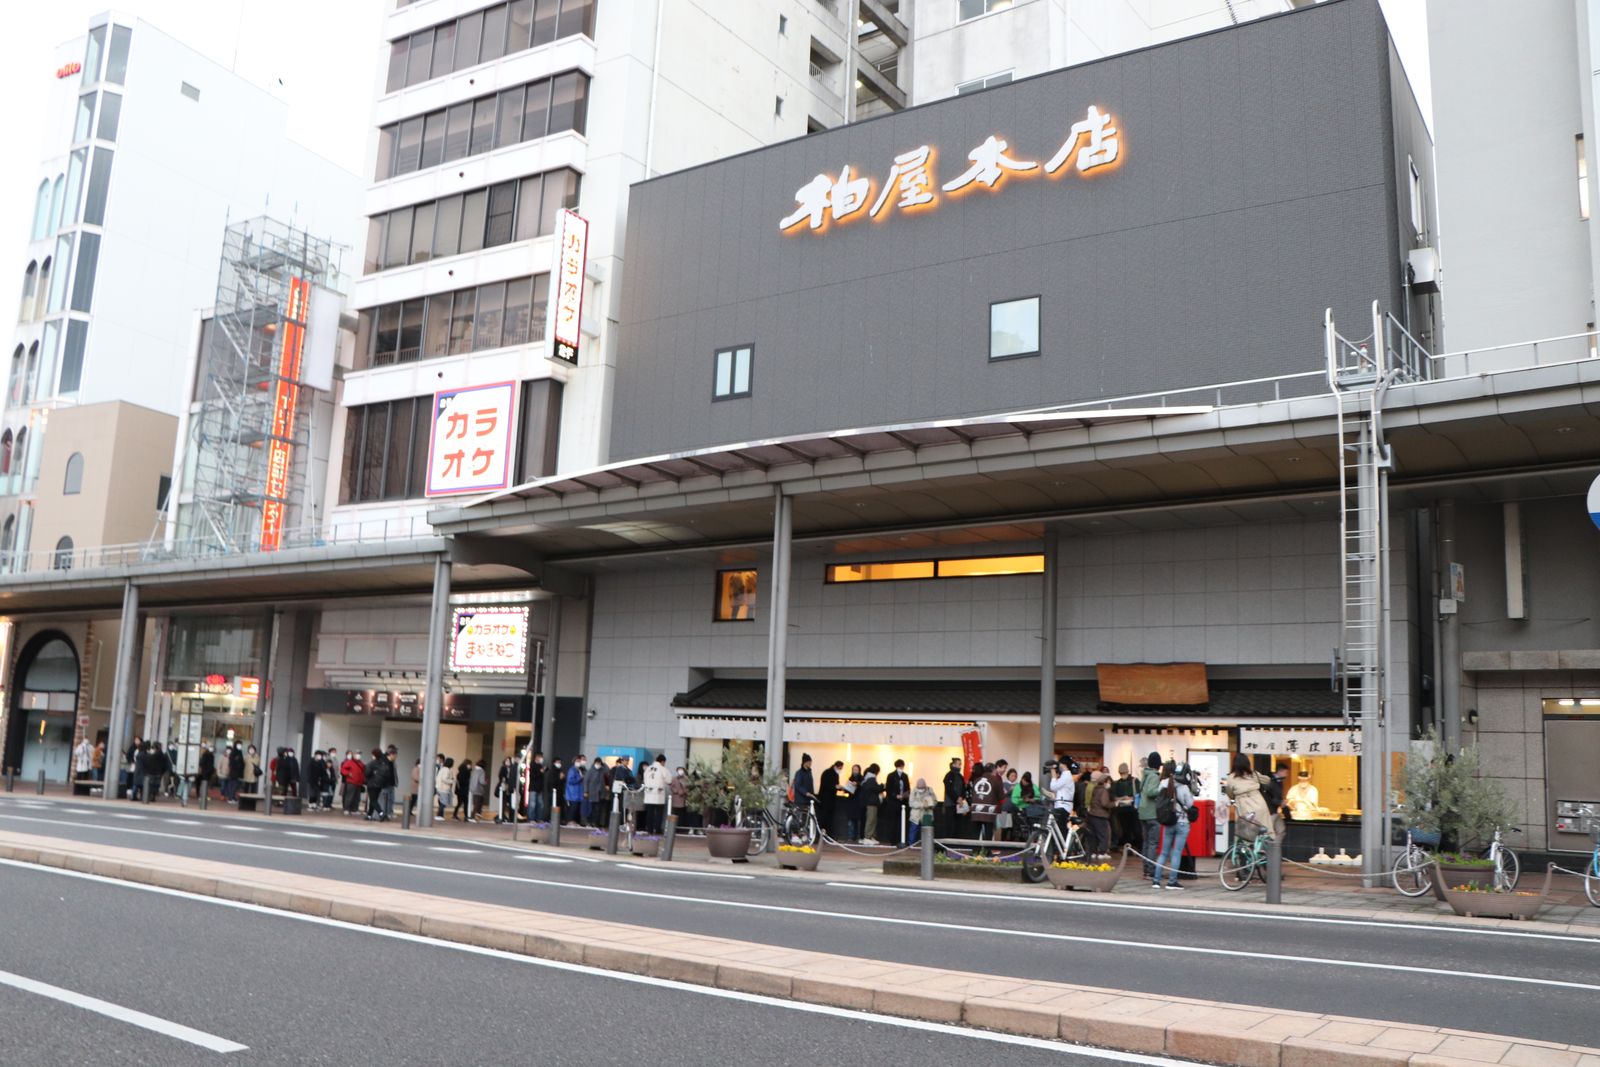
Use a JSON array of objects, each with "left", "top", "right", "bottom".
[
  {"left": 549, "top": 791, "right": 561, "bottom": 847},
  {"left": 1265, "top": 834, "right": 1283, "bottom": 905},
  {"left": 140, "top": 776, "right": 153, "bottom": 803},
  {"left": 5, "top": 767, "right": 14, "bottom": 792},
  {"left": 921, "top": 827, "right": 935, "bottom": 881},
  {"left": 661, "top": 812, "right": 678, "bottom": 862},
  {"left": 402, "top": 794, "right": 413, "bottom": 830},
  {"left": 38, "top": 769, "right": 47, "bottom": 795},
  {"left": 606, "top": 793, "right": 621, "bottom": 855},
  {"left": 199, "top": 786, "right": 208, "bottom": 811}
]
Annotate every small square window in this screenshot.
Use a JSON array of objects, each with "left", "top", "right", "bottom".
[
  {"left": 713, "top": 345, "right": 753, "bottom": 399},
  {"left": 989, "top": 296, "right": 1039, "bottom": 360},
  {"left": 775, "top": 95, "right": 785, "bottom": 118},
  {"left": 778, "top": 13, "right": 789, "bottom": 35},
  {"left": 714, "top": 569, "right": 758, "bottom": 622}
]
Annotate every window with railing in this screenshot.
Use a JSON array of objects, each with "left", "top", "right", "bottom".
[
  {"left": 358, "top": 273, "right": 549, "bottom": 368},
  {"left": 364, "top": 167, "right": 580, "bottom": 273},
  {"left": 338, "top": 396, "right": 434, "bottom": 504},
  {"left": 375, "top": 70, "right": 589, "bottom": 181},
  {"left": 385, "top": 0, "right": 596, "bottom": 94}
]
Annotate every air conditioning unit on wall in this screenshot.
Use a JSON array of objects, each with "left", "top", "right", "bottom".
[{"left": 1408, "top": 247, "right": 1440, "bottom": 295}]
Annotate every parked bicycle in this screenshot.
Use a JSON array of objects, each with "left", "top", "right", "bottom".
[
  {"left": 1486, "top": 825, "right": 1521, "bottom": 891},
  {"left": 1020, "top": 804, "right": 1087, "bottom": 884},
  {"left": 781, "top": 796, "right": 820, "bottom": 848},
  {"left": 1390, "top": 824, "right": 1440, "bottom": 897},
  {"left": 1585, "top": 829, "right": 1600, "bottom": 908},
  {"left": 1219, "top": 814, "right": 1271, "bottom": 891}
]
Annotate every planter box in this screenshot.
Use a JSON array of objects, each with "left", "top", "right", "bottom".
[
  {"left": 882, "top": 858, "right": 1028, "bottom": 883},
  {"left": 1433, "top": 862, "right": 1552, "bottom": 920},
  {"left": 521, "top": 825, "right": 549, "bottom": 844},
  {"left": 1044, "top": 849, "right": 1129, "bottom": 892},
  {"left": 631, "top": 836, "right": 661, "bottom": 858},
  {"left": 588, "top": 833, "right": 610, "bottom": 851},
  {"left": 705, "top": 827, "right": 752, "bottom": 859},
  {"left": 1436, "top": 861, "right": 1497, "bottom": 890},
  {"left": 777, "top": 848, "right": 820, "bottom": 871}
]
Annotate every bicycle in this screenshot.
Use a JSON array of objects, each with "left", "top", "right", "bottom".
[
  {"left": 1020, "top": 804, "right": 1087, "bottom": 884},
  {"left": 1219, "top": 816, "right": 1271, "bottom": 891},
  {"left": 1486, "top": 825, "right": 1521, "bottom": 891},
  {"left": 1390, "top": 824, "right": 1439, "bottom": 897},
  {"left": 1585, "top": 829, "right": 1599, "bottom": 908},
  {"left": 780, "top": 796, "right": 820, "bottom": 848}
]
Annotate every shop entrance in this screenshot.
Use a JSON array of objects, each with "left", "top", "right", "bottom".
[{"left": 7, "top": 634, "right": 79, "bottom": 783}]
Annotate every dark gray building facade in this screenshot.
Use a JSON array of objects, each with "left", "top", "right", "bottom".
[{"left": 612, "top": 0, "right": 1435, "bottom": 460}]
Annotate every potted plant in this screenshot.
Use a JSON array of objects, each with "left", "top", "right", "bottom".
[
  {"left": 685, "top": 748, "right": 783, "bottom": 861},
  {"left": 631, "top": 833, "right": 661, "bottom": 858},
  {"left": 1400, "top": 730, "right": 1516, "bottom": 886},
  {"left": 777, "top": 843, "right": 820, "bottom": 871},
  {"left": 1433, "top": 861, "right": 1553, "bottom": 920},
  {"left": 1043, "top": 848, "right": 1129, "bottom": 892}
]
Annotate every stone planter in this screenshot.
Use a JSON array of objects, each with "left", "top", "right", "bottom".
[
  {"left": 1435, "top": 862, "right": 1552, "bottom": 920},
  {"left": 1043, "top": 848, "right": 1130, "bottom": 893},
  {"left": 1435, "top": 860, "right": 1498, "bottom": 890},
  {"left": 631, "top": 835, "right": 661, "bottom": 858},
  {"left": 588, "top": 832, "right": 610, "bottom": 851},
  {"left": 705, "top": 827, "right": 753, "bottom": 859},
  {"left": 882, "top": 858, "right": 1028, "bottom": 883},
  {"left": 777, "top": 848, "right": 820, "bottom": 871},
  {"left": 523, "top": 824, "right": 549, "bottom": 844}
]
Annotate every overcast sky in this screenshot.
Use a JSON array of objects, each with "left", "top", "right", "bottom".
[{"left": 0, "top": 0, "right": 1431, "bottom": 292}]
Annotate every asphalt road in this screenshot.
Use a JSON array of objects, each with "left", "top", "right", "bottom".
[
  {"left": 1, "top": 795, "right": 1594, "bottom": 1047},
  {"left": 0, "top": 861, "right": 1187, "bottom": 1066}
]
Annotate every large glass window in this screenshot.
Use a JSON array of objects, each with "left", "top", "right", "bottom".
[
  {"left": 59, "top": 320, "right": 87, "bottom": 394},
  {"left": 410, "top": 202, "right": 435, "bottom": 265},
  {"left": 360, "top": 402, "right": 389, "bottom": 500},
  {"left": 24, "top": 343, "right": 38, "bottom": 403},
  {"left": 406, "top": 28, "right": 434, "bottom": 85},
  {"left": 549, "top": 71, "right": 588, "bottom": 136},
  {"left": 532, "top": 0, "right": 559, "bottom": 45},
  {"left": 432, "top": 24, "right": 457, "bottom": 78},
  {"left": 106, "top": 25, "right": 132, "bottom": 85},
  {"left": 469, "top": 97, "right": 497, "bottom": 155},
  {"left": 83, "top": 26, "right": 106, "bottom": 82},
  {"left": 37, "top": 321, "right": 58, "bottom": 400},
  {"left": 82, "top": 148, "right": 114, "bottom": 226},
  {"left": 341, "top": 398, "right": 432, "bottom": 503},
  {"left": 507, "top": 0, "right": 533, "bottom": 51},
  {"left": 473, "top": 281, "right": 505, "bottom": 350},
  {"left": 522, "top": 78, "right": 551, "bottom": 142},
  {"left": 459, "top": 189, "right": 488, "bottom": 253},
  {"left": 825, "top": 554, "right": 1045, "bottom": 583},
  {"left": 423, "top": 292, "right": 453, "bottom": 358},
  {"left": 48, "top": 176, "right": 64, "bottom": 235},
  {"left": 375, "top": 125, "right": 396, "bottom": 182},
  {"left": 359, "top": 275, "right": 547, "bottom": 368},
  {"left": 443, "top": 103, "right": 472, "bottom": 163},
  {"left": 455, "top": 12, "right": 484, "bottom": 69},
  {"left": 18, "top": 263, "right": 37, "bottom": 324},
  {"left": 989, "top": 296, "right": 1040, "bottom": 360},
  {"left": 375, "top": 71, "right": 589, "bottom": 179},
  {"left": 364, "top": 170, "right": 580, "bottom": 273},
  {"left": 63, "top": 150, "right": 86, "bottom": 227},
  {"left": 395, "top": 116, "right": 424, "bottom": 174},
  {"left": 495, "top": 86, "right": 525, "bottom": 150},
  {"left": 96, "top": 93, "right": 122, "bottom": 141},
  {"left": 556, "top": 0, "right": 595, "bottom": 39},
  {"left": 75, "top": 94, "right": 96, "bottom": 141},
  {"left": 433, "top": 195, "right": 463, "bottom": 258},
  {"left": 449, "top": 289, "right": 476, "bottom": 354},
  {"left": 398, "top": 299, "right": 425, "bottom": 362},
  {"left": 419, "top": 111, "right": 445, "bottom": 170},
  {"left": 384, "top": 398, "right": 415, "bottom": 499},
  {"left": 503, "top": 276, "right": 534, "bottom": 346},
  {"left": 485, "top": 182, "right": 517, "bottom": 246},
  {"left": 714, "top": 570, "right": 758, "bottom": 622},
  {"left": 382, "top": 206, "right": 413, "bottom": 270},
  {"left": 373, "top": 303, "right": 401, "bottom": 366},
  {"left": 36, "top": 256, "right": 53, "bottom": 320},
  {"left": 480, "top": 5, "right": 509, "bottom": 63},
  {"left": 70, "top": 234, "right": 100, "bottom": 313},
  {"left": 385, "top": 35, "right": 409, "bottom": 93},
  {"left": 31, "top": 181, "right": 50, "bottom": 241}
]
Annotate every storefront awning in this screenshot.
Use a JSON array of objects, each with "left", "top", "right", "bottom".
[{"left": 671, "top": 678, "right": 1342, "bottom": 720}]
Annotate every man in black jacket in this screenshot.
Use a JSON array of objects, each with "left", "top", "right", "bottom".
[
  {"left": 882, "top": 759, "right": 911, "bottom": 846},
  {"left": 791, "top": 754, "right": 815, "bottom": 807},
  {"left": 817, "top": 760, "right": 842, "bottom": 840},
  {"left": 941, "top": 758, "right": 966, "bottom": 838}
]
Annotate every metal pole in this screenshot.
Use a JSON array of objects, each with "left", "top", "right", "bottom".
[
  {"left": 1358, "top": 420, "right": 1383, "bottom": 888},
  {"left": 402, "top": 794, "right": 413, "bottom": 830},
  {"left": 763, "top": 489, "right": 792, "bottom": 835},
  {"left": 605, "top": 791, "right": 621, "bottom": 855},
  {"left": 661, "top": 811, "right": 678, "bottom": 862},
  {"left": 417, "top": 555, "right": 451, "bottom": 829},
  {"left": 537, "top": 598, "right": 562, "bottom": 758},
  {"left": 103, "top": 580, "right": 140, "bottom": 801},
  {"left": 1438, "top": 500, "right": 1461, "bottom": 754},
  {"left": 1039, "top": 526, "right": 1059, "bottom": 774},
  {"left": 549, "top": 789, "right": 561, "bottom": 847},
  {"left": 36, "top": 768, "right": 46, "bottom": 795},
  {"left": 920, "top": 825, "right": 934, "bottom": 881},
  {"left": 199, "top": 786, "right": 208, "bottom": 811},
  {"left": 1265, "top": 833, "right": 1282, "bottom": 904},
  {"left": 3, "top": 767, "right": 12, "bottom": 792}
]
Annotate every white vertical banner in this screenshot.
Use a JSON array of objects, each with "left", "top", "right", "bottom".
[
  {"left": 424, "top": 380, "right": 519, "bottom": 497},
  {"left": 550, "top": 209, "right": 588, "bottom": 363}
]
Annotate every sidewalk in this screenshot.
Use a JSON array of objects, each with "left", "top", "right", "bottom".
[
  {"left": 1, "top": 829, "right": 1595, "bottom": 1067},
  {"left": 11, "top": 784, "right": 1599, "bottom": 936}
]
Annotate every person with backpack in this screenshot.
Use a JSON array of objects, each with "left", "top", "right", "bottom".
[
  {"left": 1224, "top": 754, "right": 1279, "bottom": 844},
  {"left": 1152, "top": 760, "right": 1196, "bottom": 890},
  {"left": 1136, "top": 752, "right": 1163, "bottom": 878}
]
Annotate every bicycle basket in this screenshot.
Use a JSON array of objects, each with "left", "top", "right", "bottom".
[
  {"left": 623, "top": 787, "right": 646, "bottom": 812},
  {"left": 1021, "top": 803, "right": 1051, "bottom": 822},
  {"left": 1411, "top": 829, "right": 1441, "bottom": 847}
]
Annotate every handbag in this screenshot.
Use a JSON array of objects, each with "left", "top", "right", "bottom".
[{"left": 955, "top": 798, "right": 970, "bottom": 815}]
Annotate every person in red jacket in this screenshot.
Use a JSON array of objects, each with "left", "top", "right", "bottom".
[{"left": 340, "top": 750, "right": 366, "bottom": 815}]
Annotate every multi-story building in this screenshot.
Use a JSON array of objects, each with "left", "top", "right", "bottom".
[{"left": 0, "top": 14, "right": 362, "bottom": 782}]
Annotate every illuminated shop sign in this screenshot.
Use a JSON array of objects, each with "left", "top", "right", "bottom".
[
  {"left": 56, "top": 62, "right": 82, "bottom": 79},
  {"left": 424, "top": 380, "right": 518, "bottom": 497},
  {"left": 1238, "top": 728, "right": 1363, "bottom": 756},
  {"left": 260, "top": 276, "right": 311, "bottom": 550},
  {"left": 236, "top": 676, "right": 261, "bottom": 700},
  {"left": 780, "top": 105, "right": 1121, "bottom": 235},
  {"left": 449, "top": 605, "right": 529, "bottom": 674},
  {"left": 551, "top": 209, "right": 588, "bottom": 363}
]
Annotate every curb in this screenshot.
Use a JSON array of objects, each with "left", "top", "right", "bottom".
[{"left": 2, "top": 833, "right": 1595, "bottom": 1067}]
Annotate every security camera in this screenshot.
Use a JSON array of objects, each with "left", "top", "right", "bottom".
[{"left": 586, "top": 707, "right": 598, "bottom": 720}]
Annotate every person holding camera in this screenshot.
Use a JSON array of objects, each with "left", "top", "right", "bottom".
[{"left": 1152, "top": 760, "right": 1196, "bottom": 891}]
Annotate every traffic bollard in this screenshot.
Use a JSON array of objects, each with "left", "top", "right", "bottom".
[
  {"left": 921, "top": 827, "right": 935, "bottom": 881},
  {"left": 199, "top": 787, "right": 208, "bottom": 811},
  {"left": 141, "top": 776, "right": 153, "bottom": 803},
  {"left": 549, "top": 795, "right": 562, "bottom": 847},
  {"left": 606, "top": 798, "right": 621, "bottom": 855},
  {"left": 661, "top": 812, "right": 678, "bottom": 862},
  {"left": 4, "top": 767, "right": 14, "bottom": 792},
  {"left": 402, "top": 794, "right": 413, "bottom": 830},
  {"left": 37, "top": 769, "right": 47, "bottom": 795},
  {"left": 1265, "top": 834, "right": 1282, "bottom": 905}
]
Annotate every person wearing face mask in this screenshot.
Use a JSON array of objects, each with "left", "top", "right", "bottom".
[
  {"left": 543, "top": 757, "right": 566, "bottom": 822},
  {"left": 669, "top": 764, "right": 691, "bottom": 827}
]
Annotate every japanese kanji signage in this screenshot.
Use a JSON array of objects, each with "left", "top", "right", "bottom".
[
  {"left": 551, "top": 209, "right": 588, "bottom": 363},
  {"left": 260, "top": 275, "right": 310, "bottom": 550},
  {"left": 424, "top": 381, "right": 518, "bottom": 497},
  {"left": 450, "top": 605, "right": 529, "bottom": 674},
  {"left": 780, "top": 105, "right": 1122, "bottom": 235},
  {"left": 1238, "top": 728, "right": 1363, "bottom": 757}
]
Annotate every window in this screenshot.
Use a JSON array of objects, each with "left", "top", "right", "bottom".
[
  {"left": 410, "top": 202, "right": 435, "bottom": 264},
  {"left": 180, "top": 81, "right": 200, "bottom": 101},
  {"left": 420, "top": 111, "right": 445, "bottom": 169},
  {"left": 14, "top": 429, "right": 26, "bottom": 480},
  {"left": 443, "top": 102, "right": 472, "bottom": 163},
  {"left": 339, "top": 398, "right": 433, "bottom": 503},
  {"left": 956, "top": 71, "right": 1013, "bottom": 95},
  {"left": 432, "top": 23, "right": 457, "bottom": 78},
  {"left": 407, "top": 28, "right": 434, "bottom": 85},
  {"left": 63, "top": 150, "right": 86, "bottom": 228},
  {"left": 1408, "top": 157, "right": 1423, "bottom": 234},
  {"left": 48, "top": 238, "right": 71, "bottom": 313},
  {"left": 96, "top": 93, "right": 122, "bottom": 141},
  {"left": 480, "top": 5, "right": 509, "bottom": 63},
  {"left": 75, "top": 94, "right": 96, "bottom": 141},
  {"left": 363, "top": 169, "right": 580, "bottom": 273},
  {"left": 825, "top": 554, "right": 1045, "bottom": 583},
  {"left": 395, "top": 116, "right": 424, "bottom": 174},
  {"left": 397, "top": 299, "right": 424, "bottom": 361},
  {"left": 532, "top": 0, "right": 559, "bottom": 45},
  {"left": 383, "top": 206, "right": 413, "bottom": 269},
  {"left": 775, "top": 96, "right": 785, "bottom": 118},
  {"left": 508, "top": 0, "right": 533, "bottom": 49},
  {"left": 31, "top": 181, "right": 50, "bottom": 241},
  {"left": 779, "top": 13, "right": 789, "bottom": 34},
  {"left": 713, "top": 346, "right": 753, "bottom": 399},
  {"left": 63, "top": 453, "right": 83, "bottom": 495},
  {"left": 70, "top": 233, "right": 101, "bottom": 313},
  {"left": 548, "top": 71, "right": 589, "bottom": 136},
  {"left": 24, "top": 343, "right": 37, "bottom": 403},
  {"left": 375, "top": 125, "right": 396, "bottom": 182},
  {"left": 485, "top": 181, "right": 517, "bottom": 245},
  {"left": 495, "top": 86, "right": 525, "bottom": 150},
  {"left": 157, "top": 474, "right": 172, "bottom": 510},
  {"left": 53, "top": 536, "right": 74, "bottom": 571},
  {"left": 449, "top": 288, "right": 476, "bottom": 353},
  {"left": 7, "top": 347, "right": 21, "bottom": 406},
  {"left": 381, "top": 0, "right": 596, "bottom": 90},
  {"left": 989, "top": 296, "right": 1039, "bottom": 360},
  {"left": 473, "top": 281, "right": 505, "bottom": 349},
  {"left": 19, "top": 262, "right": 37, "bottom": 323},
  {"left": 36, "top": 256, "right": 53, "bottom": 320},
  {"left": 82, "top": 148, "right": 114, "bottom": 226},
  {"left": 423, "top": 292, "right": 453, "bottom": 358},
  {"left": 48, "top": 176, "right": 64, "bottom": 235},
  {"left": 59, "top": 320, "right": 87, "bottom": 394},
  {"left": 469, "top": 97, "right": 497, "bottom": 155},
  {"left": 385, "top": 34, "right": 409, "bottom": 92},
  {"left": 0, "top": 432, "right": 10, "bottom": 475},
  {"left": 372, "top": 304, "right": 401, "bottom": 365},
  {"left": 1578, "top": 135, "right": 1590, "bottom": 221},
  {"left": 105, "top": 25, "right": 132, "bottom": 85},
  {"left": 375, "top": 71, "right": 590, "bottom": 179},
  {"left": 83, "top": 25, "right": 106, "bottom": 83},
  {"left": 1544, "top": 698, "right": 1600, "bottom": 716},
  {"left": 357, "top": 274, "right": 549, "bottom": 368},
  {"left": 958, "top": 0, "right": 1013, "bottom": 21},
  {"left": 714, "top": 569, "right": 758, "bottom": 622},
  {"left": 459, "top": 189, "right": 488, "bottom": 253},
  {"left": 456, "top": 11, "right": 485, "bottom": 69},
  {"left": 555, "top": 0, "right": 594, "bottom": 38},
  {"left": 433, "top": 195, "right": 463, "bottom": 257}
]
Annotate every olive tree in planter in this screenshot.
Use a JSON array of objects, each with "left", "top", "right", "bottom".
[
  {"left": 1401, "top": 730, "right": 1516, "bottom": 887},
  {"left": 685, "top": 748, "right": 783, "bottom": 860}
]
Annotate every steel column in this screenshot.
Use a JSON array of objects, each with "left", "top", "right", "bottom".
[
  {"left": 763, "top": 489, "right": 792, "bottom": 793},
  {"left": 417, "top": 555, "right": 452, "bottom": 828},
  {"left": 1039, "top": 526, "right": 1059, "bottom": 774},
  {"left": 102, "top": 581, "right": 140, "bottom": 801},
  {"left": 537, "top": 597, "right": 562, "bottom": 758}
]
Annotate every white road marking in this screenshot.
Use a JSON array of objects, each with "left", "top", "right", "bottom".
[
  {"left": 3, "top": 814, "right": 1594, "bottom": 993},
  {"left": 0, "top": 965, "right": 247, "bottom": 1053},
  {"left": 618, "top": 863, "right": 753, "bottom": 880},
  {"left": 282, "top": 832, "right": 327, "bottom": 839},
  {"left": 223, "top": 825, "right": 261, "bottom": 833},
  {"left": 109, "top": 813, "right": 146, "bottom": 820},
  {"left": 163, "top": 819, "right": 201, "bottom": 826},
  {"left": 513, "top": 855, "right": 572, "bottom": 864},
  {"left": 429, "top": 847, "right": 480, "bottom": 854},
  {"left": 350, "top": 839, "right": 400, "bottom": 847},
  {"left": 63, "top": 809, "right": 96, "bottom": 815},
  {"left": 0, "top": 860, "right": 1198, "bottom": 1066}
]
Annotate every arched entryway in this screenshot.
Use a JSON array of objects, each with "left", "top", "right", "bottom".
[{"left": 4, "top": 632, "right": 79, "bottom": 781}]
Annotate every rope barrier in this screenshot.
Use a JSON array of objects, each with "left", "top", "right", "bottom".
[{"left": 817, "top": 831, "right": 918, "bottom": 858}]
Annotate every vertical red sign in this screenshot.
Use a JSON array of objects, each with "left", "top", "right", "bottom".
[
  {"left": 259, "top": 277, "right": 309, "bottom": 550},
  {"left": 960, "top": 729, "right": 983, "bottom": 780}
]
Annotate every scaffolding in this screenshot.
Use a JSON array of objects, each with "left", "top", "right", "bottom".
[{"left": 180, "top": 217, "right": 339, "bottom": 555}]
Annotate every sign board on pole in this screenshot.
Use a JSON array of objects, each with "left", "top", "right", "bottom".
[
  {"left": 1588, "top": 472, "right": 1600, "bottom": 531},
  {"left": 424, "top": 381, "right": 518, "bottom": 497},
  {"left": 450, "top": 605, "right": 530, "bottom": 673},
  {"left": 1448, "top": 562, "right": 1466, "bottom": 602},
  {"left": 551, "top": 209, "right": 588, "bottom": 363},
  {"left": 260, "top": 275, "right": 310, "bottom": 550}
]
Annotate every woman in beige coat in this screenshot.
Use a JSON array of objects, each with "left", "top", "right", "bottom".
[{"left": 1223, "top": 753, "right": 1276, "bottom": 842}]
